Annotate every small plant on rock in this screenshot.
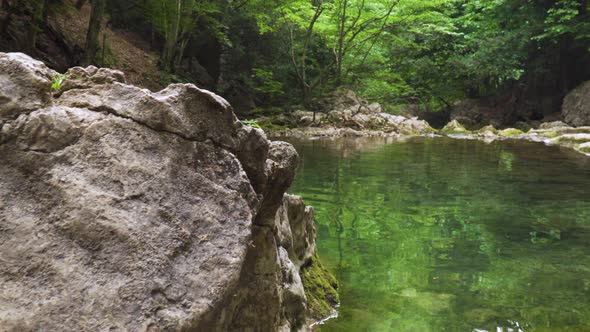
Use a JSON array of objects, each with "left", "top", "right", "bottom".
[
  {"left": 51, "top": 73, "right": 67, "bottom": 91},
  {"left": 241, "top": 119, "right": 262, "bottom": 129}
]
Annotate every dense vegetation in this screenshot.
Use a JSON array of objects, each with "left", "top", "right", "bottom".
[{"left": 1, "top": 0, "right": 589, "bottom": 117}]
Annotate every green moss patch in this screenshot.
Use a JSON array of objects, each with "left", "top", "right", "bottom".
[
  {"left": 301, "top": 253, "right": 339, "bottom": 320},
  {"left": 538, "top": 130, "right": 559, "bottom": 138},
  {"left": 577, "top": 142, "right": 590, "bottom": 154},
  {"left": 551, "top": 134, "right": 590, "bottom": 144},
  {"left": 499, "top": 128, "right": 524, "bottom": 137},
  {"left": 441, "top": 120, "right": 470, "bottom": 134}
]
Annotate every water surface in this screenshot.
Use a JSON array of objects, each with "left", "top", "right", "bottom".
[{"left": 287, "top": 137, "right": 590, "bottom": 332}]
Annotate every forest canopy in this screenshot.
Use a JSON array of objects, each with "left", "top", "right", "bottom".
[{"left": 2, "top": 0, "right": 589, "bottom": 114}]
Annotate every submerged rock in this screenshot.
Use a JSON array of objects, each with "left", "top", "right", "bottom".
[
  {"left": 0, "top": 53, "right": 334, "bottom": 331},
  {"left": 398, "top": 288, "right": 454, "bottom": 313},
  {"left": 563, "top": 81, "right": 590, "bottom": 127}
]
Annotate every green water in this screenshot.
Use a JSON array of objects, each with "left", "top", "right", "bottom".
[{"left": 286, "top": 137, "right": 590, "bottom": 332}]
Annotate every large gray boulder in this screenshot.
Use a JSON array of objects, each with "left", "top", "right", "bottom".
[
  {"left": 0, "top": 53, "right": 57, "bottom": 121},
  {"left": 563, "top": 81, "right": 590, "bottom": 127},
  {"left": 0, "top": 53, "right": 320, "bottom": 331}
]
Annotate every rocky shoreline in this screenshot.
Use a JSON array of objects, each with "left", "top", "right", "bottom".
[
  {"left": 262, "top": 86, "right": 590, "bottom": 158},
  {"left": 270, "top": 119, "right": 590, "bottom": 158},
  {"left": 439, "top": 120, "right": 590, "bottom": 157}
]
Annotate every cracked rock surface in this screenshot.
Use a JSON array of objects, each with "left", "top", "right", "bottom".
[{"left": 0, "top": 53, "right": 317, "bottom": 331}]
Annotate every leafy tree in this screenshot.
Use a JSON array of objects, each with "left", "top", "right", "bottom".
[{"left": 145, "top": 0, "right": 226, "bottom": 73}]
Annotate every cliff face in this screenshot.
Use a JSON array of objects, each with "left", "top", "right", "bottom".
[{"left": 0, "top": 53, "right": 331, "bottom": 331}]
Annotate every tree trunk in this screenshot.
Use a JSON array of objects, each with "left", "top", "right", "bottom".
[
  {"left": 0, "top": 0, "right": 13, "bottom": 36},
  {"left": 335, "top": 0, "right": 348, "bottom": 86},
  {"left": 82, "top": 0, "right": 105, "bottom": 66},
  {"left": 76, "top": 0, "right": 86, "bottom": 10},
  {"left": 25, "top": 0, "right": 48, "bottom": 54},
  {"left": 161, "top": 0, "right": 182, "bottom": 72},
  {"left": 299, "top": 3, "right": 324, "bottom": 107}
]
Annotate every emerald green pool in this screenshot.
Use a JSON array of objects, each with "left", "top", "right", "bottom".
[{"left": 286, "top": 137, "right": 590, "bottom": 332}]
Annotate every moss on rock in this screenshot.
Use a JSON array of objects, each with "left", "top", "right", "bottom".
[
  {"left": 499, "top": 128, "right": 525, "bottom": 137},
  {"left": 538, "top": 130, "right": 560, "bottom": 138},
  {"left": 441, "top": 119, "right": 469, "bottom": 134},
  {"left": 577, "top": 142, "right": 590, "bottom": 154},
  {"left": 301, "top": 252, "right": 339, "bottom": 321},
  {"left": 551, "top": 133, "right": 590, "bottom": 144},
  {"left": 478, "top": 125, "right": 498, "bottom": 134}
]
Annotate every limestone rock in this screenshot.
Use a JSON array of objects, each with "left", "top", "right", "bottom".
[
  {"left": 60, "top": 65, "right": 126, "bottom": 92},
  {"left": 540, "top": 121, "right": 570, "bottom": 129},
  {"left": 441, "top": 119, "right": 469, "bottom": 134},
  {"left": 563, "top": 81, "right": 590, "bottom": 127},
  {"left": 550, "top": 133, "right": 590, "bottom": 144},
  {"left": 0, "top": 52, "right": 56, "bottom": 121},
  {"left": 267, "top": 89, "right": 434, "bottom": 138},
  {"left": 0, "top": 52, "right": 330, "bottom": 332},
  {"left": 498, "top": 128, "right": 525, "bottom": 137},
  {"left": 577, "top": 142, "right": 590, "bottom": 154},
  {"left": 276, "top": 195, "right": 317, "bottom": 267}
]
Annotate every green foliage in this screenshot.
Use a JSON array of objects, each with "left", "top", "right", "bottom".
[
  {"left": 159, "top": 71, "right": 189, "bottom": 87},
  {"left": 51, "top": 73, "right": 67, "bottom": 91},
  {"left": 241, "top": 119, "right": 262, "bottom": 129},
  {"left": 535, "top": 0, "right": 590, "bottom": 42},
  {"left": 250, "top": 68, "right": 284, "bottom": 97},
  {"left": 99, "top": 0, "right": 588, "bottom": 114}
]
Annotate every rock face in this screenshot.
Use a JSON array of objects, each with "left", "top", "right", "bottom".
[
  {"left": 450, "top": 85, "right": 565, "bottom": 129},
  {"left": 563, "top": 81, "right": 590, "bottom": 127},
  {"left": 451, "top": 98, "right": 501, "bottom": 128},
  {"left": 0, "top": 53, "right": 328, "bottom": 331}
]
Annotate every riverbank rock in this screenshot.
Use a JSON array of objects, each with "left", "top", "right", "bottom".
[
  {"left": 450, "top": 83, "right": 566, "bottom": 128},
  {"left": 438, "top": 118, "right": 590, "bottom": 157},
  {"left": 563, "top": 81, "right": 590, "bottom": 127},
  {"left": 267, "top": 90, "right": 434, "bottom": 138},
  {"left": 0, "top": 52, "right": 335, "bottom": 331},
  {"left": 451, "top": 99, "right": 496, "bottom": 128},
  {"left": 441, "top": 119, "right": 469, "bottom": 134}
]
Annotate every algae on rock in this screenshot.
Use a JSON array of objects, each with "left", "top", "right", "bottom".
[
  {"left": 301, "top": 253, "right": 340, "bottom": 321},
  {"left": 441, "top": 119, "right": 469, "bottom": 134},
  {"left": 498, "top": 128, "right": 525, "bottom": 137}
]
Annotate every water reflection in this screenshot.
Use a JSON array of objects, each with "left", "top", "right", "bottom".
[{"left": 286, "top": 137, "right": 590, "bottom": 332}]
